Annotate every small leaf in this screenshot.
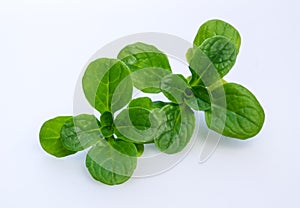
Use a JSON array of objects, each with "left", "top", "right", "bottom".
[
  {"left": 100, "top": 111, "right": 114, "bottom": 127},
  {"left": 61, "top": 114, "right": 102, "bottom": 151},
  {"left": 128, "top": 97, "right": 157, "bottom": 130},
  {"left": 185, "top": 85, "right": 211, "bottom": 111},
  {"left": 114, "top": 97, "right": 165, "bottom": 144},
  {"left": 194, "top": 19, "right": 241, "bottom": 53},
  {"left": 118, "top": 42, "right": 172, "bottom": 93},
  {"left": 86, "top": 139, "right": 137, "bottom": 185},
  {"left": 205, "top": 83, "right": 265, "bottom": 139},
  {"left": 100, "top": 112, "right": 114, "bottom": 138},
  {"left": 39, "top": 116, "right": 76, "bottom": 157},
  {"left": 134, "top": 143, "right": 144, "bottom": 157},
  {"left": 154, "top": 104, "right": 195, "bottom": 154},
  {"left": 82, "top": 58, "right": 132, "bottom": 114},
  {"left": 100, "top": 127, "right": 114, "bottom": 138}
]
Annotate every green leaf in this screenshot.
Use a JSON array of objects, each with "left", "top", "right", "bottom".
[
  {"left": 100, "top": 111, "right": 114, "bottom": 127},
  {"left": 193, "top": 19, "right": 241, "bottom": 53},
  {"left": 39, "top": 116, "right": 77, "bottom": 158},
  {"left": 188, "top": 36, "right": 237, "bottom": 88},
  {"left": 118, "top": 42, "right": 171, "bottom": 72},
  {"left": 129, "top": 96, "right": 157, "bottom": 110},
  {"left": 82, "top": 58, "right": 133, "bottom": 114},
  {"left": 100, "top": 111, "right": 114, "bottom": 138},
  {"left": 199, "top": 36, "right": 237, "bottom": 78},
  {"left": 185, "top": 85, "right": 211, "bottom": 111},
  {"left": 154, "top": 104, "right": 195, "bottom": 154},
  {"left": 128, "top": 97, "right": 158, "bottom": 130},
  {"left": 205, "top": 83, "right": 265, "bottom": 139},
  {"left": 114, "top": 97, "right": 165, "bottom": 144},
  {"left": 152, "top": 101, "right": 169, "bottom": 108},
  {"left": 60, "top": 114, "right": 102, "bottom": 151},
  {"left": 100, "top": 127, "right": 114, "bottom": 138},
  {"left": 161, "top": 74, "right": 191, "bottom": 104},
  {"left": 86, "top": 139, "right": 137, "bottom": 185},
  {"left": 134, "top": 143, "right": 144, "bottom": 157},
  {"left": 117, "top": 42, "right": 172, "bottom": 93},
  {"left": 188, "top": 47, "right": 224, "bottom": 87}
]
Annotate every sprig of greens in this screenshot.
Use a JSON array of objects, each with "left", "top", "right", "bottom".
[{"left": 39, "top": 19, "right": 265, "bottom": 185}]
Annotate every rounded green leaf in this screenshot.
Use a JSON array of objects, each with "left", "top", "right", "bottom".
[
  {"left": 82, "top": 58, "right": 133, "bottom": 114},
  {"left": 118, "top": 42, "right": 171, "bottom": 72},
  {"left": 100, "top": 126, "right": 114, "bottom": 138},
  {"left": 194, "top": 19, "right": 241, "bottom": 53},
  {"left": 128, "top": 97, "right": 156, "bottom": 130},
  {"left": 100, "top": 111, "right": 114, "bottom": 127},
  {"left": 61, "top": 114, "right": 102, "bottom": 151},
  {"left": 39, "top": 116, "right": 77, "bottom": 158},
  {"left": 117, "top": 42, "right": 172, "bottom": 93},
  {"left": 205, "top": 83, "right": 265, "bottom": 139},
  {"left": 200, "top": 36, "right": 237, "bottom": 78},
  {"left": 187, "top": 36, "right": 237, "bottom": 86},
  {"left": 154, "top": 104, "right": 196, "bottom": 154},
  {"left": 100, "top": 111, "right": 114, "bottom": 137},
  {"left": 114, "top": 97, "right": 165, "bottom": 144},
  {"left": 85, "top": 139, "right": 137, "bottom": 185}
]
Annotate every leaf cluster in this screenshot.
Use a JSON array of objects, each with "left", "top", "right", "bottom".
[{"left": 39, "top": 19, "right": 265, "bottom": 185}]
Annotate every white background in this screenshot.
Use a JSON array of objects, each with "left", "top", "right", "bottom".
[{"left": 1, "top": 0, "right": 299, "bottom": 207}]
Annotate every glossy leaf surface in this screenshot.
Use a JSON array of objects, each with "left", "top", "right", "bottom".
[
  {"left": 114, "top": 97, "right": 165, "bottom": 143},
  {"left": 86, "top": 139, "right": 137, "bottom": 185},
  {"left": 205, "top": 83, "right": 265, "bottom": 139},
  {"left": 154, "top": 104, "right": 195, "bottom": 154},
  {"left": 193, "top": 19, "right": 241, "bottom": 53},
  {"left": 39, "top": 116, "right": 76, "bottom": 157},
  {"left": 118, "top": 42, "right": 171, "bottom": 93},
  {"left": 82, "top": 58, "right": 132, "bottom": 114},
  {"left": 61, "top": 114, "right": 102, "bottom": 151}
]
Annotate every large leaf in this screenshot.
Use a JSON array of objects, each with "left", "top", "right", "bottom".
[
  {"left": 193, "top": 19, "right": 241, "bottom": 53},
  {"left": 205, "top": 83, "right": 265, "bottom": 139},
  {"left": 114, "top": 97, "right": 165, "bottom": 144},
  {"left": 188, "top": 36, "right": 237, "bottom": 87},
  {"left": 82, "top": 58, "right": 132, "bottom": 114},
  {"left": 154, "top": 104, "right": 195, "bottom": 154},
  {"left": 61, "top": 114, "right": 102, "bottom": 151},
  {"left": 39, "top": 116, "right": 76, "bottom": 157},
  {"left": 86, "top": 139, "right": 137, "bottom": 185},
  {"left": 199, "top": 36, "right": 237, "bottom": 78},
  {"left": 117, "top": 42, "right": 171, "bottom": 93}
]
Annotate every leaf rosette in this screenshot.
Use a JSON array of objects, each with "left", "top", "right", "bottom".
[{"left": 39, "top": 19, "right": 265, "bottom": 186}]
